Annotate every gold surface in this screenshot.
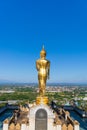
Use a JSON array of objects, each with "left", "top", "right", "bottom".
[
  {"left": 36, "top": 96, "right": 49, "bottom": 105},
  {"left": 36, "top": 46, "right": 50, "bottom": 96}
]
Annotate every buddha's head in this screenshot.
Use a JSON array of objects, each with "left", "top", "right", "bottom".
[{"left": 40, "top": 46, "right": 46, "bottom": 59}]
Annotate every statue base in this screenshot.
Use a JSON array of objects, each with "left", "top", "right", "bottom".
[{"left": 36, "top": 96, "right": 49, "bottom": 105}]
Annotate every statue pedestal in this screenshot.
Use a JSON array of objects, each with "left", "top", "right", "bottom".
[{"left": 36, "top": 96, "right": 49, "bottom": 105}]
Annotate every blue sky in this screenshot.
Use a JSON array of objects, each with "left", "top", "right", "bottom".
[{"left": 0, "top": 0, "right": 87, "bottom": 83}]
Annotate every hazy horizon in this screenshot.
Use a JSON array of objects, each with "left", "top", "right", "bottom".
[{"left": 0, "top": 79, "right": 87, "bottom": 85}]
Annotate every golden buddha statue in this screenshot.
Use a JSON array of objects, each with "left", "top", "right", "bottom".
[{"left": 36, "top": 46, "right": 50, "bottom": 97}]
